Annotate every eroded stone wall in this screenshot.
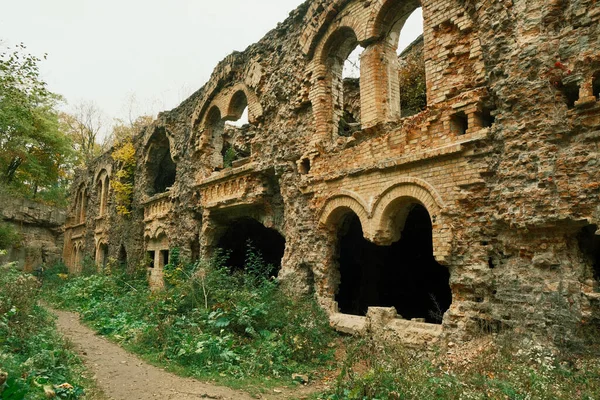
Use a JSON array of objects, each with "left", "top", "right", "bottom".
[
  {"left": 0, "top": 192, "right": 65, "bottom": 271},
  {"left": 62, "top": 0, "right": 600, "bottom": 345}
]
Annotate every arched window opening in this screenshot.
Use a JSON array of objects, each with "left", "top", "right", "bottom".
[
  {"left": 78, "top": 189, "right": 87, "bottom": 223},
  {"left": 145, "top": 129, "right": 176, "bottom": 195},
  {"left": 578, "top": 224, "right": 600, "bottom": 283},
  {"left": 396, "top": 8, "right": 424, "bottom": 55},
  {"left": 96, "top": 180, "right": 104, "bottom": 215},
  {"left": 96, "top": 172, "right": 109, "bottom": 216},
  {"left": 205, "top": 107, "right": 226, "bottom": 170},
  {"left": 118, "top": 244, "right": 127, "bottom": 269},
  {"left": 216, "top": 217, "right": 285, "bottom": 278},
  {"left": 222, "top": 91, "right": 252, "bottom": 168},
  {"left": 335, "top": 205, "right": 451, "bottom": 323},
  {"left": 323, "top": 28, "right": 363, "bottom": 137},
  {"left": 395, "top": 8, "right": 426, "bottom": 117},
  {"left": 592, "top": 71, "right": 600, "bottom": 100},
  {"left": 96, "top": 243, "right": 109, "bottom": 270}
]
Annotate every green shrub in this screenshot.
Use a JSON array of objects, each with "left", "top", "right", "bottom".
[
  {"left": 0, "top": 223, "right": 20, "bottom": 251},
  {"left": 0, "top": 263, "right": 86, "bottom": 399}
]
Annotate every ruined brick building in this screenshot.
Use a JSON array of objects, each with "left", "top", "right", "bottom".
[{"left": 63, "top": 0, "right": 600, "bottom": 344}]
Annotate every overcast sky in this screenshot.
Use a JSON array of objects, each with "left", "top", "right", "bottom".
[{"left": 2, "top": 1, "right": 423, "bottom": 129}]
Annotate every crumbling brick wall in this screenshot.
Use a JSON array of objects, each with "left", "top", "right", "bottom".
[{"left": 62, "top": 0, "right": 600, "bottom": 345}]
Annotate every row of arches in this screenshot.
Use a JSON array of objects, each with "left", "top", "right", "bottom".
[
  {"left": 138, "top": 180, "right": 452, "bottom": 325},
  {"left": 71, "top": 168, "right": 112, "bottom": 224},
  {"left": 140, "top": 85, "right": 262, "bottom": 197},
  {"left": 309, "top": 0, "right": 428, "bottom": 140},
  {"left": 196, "top": 85, "right": 263, "bottom": 172},
  {"left": 203, "top": 186, "right": 452, "bottom": 324}
]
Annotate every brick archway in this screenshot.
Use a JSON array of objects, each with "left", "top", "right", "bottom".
[
  {"left": 371, "top": 179, "right": 451, "bottom": 264},
  {"left": 319, "top": 193, "right": 372, "bottom": 237}
]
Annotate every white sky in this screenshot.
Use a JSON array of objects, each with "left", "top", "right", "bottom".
[{"left": 2, "top": 1, "right": 423, "bottom": 130}]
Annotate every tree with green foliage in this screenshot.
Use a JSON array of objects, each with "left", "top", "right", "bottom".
[{"left": 0, "top": 43, "right": 75, "bottom": 201}]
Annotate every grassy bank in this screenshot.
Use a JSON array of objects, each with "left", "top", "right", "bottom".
[
  {"left": 317, "top": 335, "right": 600, "bottom": 400},
  {"left": 41, "top": 251, "right": 600, "bottom": 399},
  {"left": 43, "top": 250, "right": 336, "bottom": 393},
  {"left": 0, "top": 263, "right": 93, "bottom": 399}
]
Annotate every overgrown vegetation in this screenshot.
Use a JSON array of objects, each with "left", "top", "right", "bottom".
[
  {"left": 40, "top": 246, "right": 600, "bottom": 398},
  {"left": 44, "top": 247, "right": 335, "bottom": 389},
  {"left": 111, "top": 137, "right": 136, "bottom": 216},
  {"left": 0, "top": 263, "right": 87, "bottom": 399},
  {"left": 398, "top": 37, "right": 427, "bottom": 118},
  {"left": 320, "top": 334, "right": 600, "bottom": 399}
]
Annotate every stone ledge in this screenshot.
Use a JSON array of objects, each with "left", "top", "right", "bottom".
[
  {"left": 304, "top": 129, "right": 488, "bottom": 186},
  {"left": 330, "top": 307, "right": 444, "bottom": 348},
  {"left": 195, "top": 162, "right": 257, "bottom": 188}
]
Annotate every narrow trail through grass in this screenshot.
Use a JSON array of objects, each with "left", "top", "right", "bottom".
[
  {"left": 52, "top": 308, "right": 255, "bottom": 400},
  {"left": 51, "top": 307, "right": 322, "bottom": 400}
]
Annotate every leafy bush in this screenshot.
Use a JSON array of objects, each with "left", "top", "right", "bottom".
[
  {"left": 46, "top": 248, "right": 335, "bottom": 386},
  {"left": 0, "top": 223, "right": 20, "bottom": 251},
  {"left": 320, "top": 336, "right": 600, "bottom": 400},
  {"left": 0, "top": 263, "right": 86, "bottom": 399}
]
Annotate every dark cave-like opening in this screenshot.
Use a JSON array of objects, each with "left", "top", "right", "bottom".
[
  {"left": 154, "top": 150, "right": 176, "bottom": 194},
  {"left": 216, "top": 217, "right": 285, "bottom": 277},
  {"left": 118, "top": 244, "right": 127, "bottom": 268},
  {"left": 335, "top": 204, "right": 451, "bottom": 323},
  {"left": 579, "top": 224, "right": 600, "bottom": 282}
]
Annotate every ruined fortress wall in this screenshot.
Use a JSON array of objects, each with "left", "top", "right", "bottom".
[
  {"left": 62, "top": 0, "right": 600, "bottom": 344},
  {"left": 0, "top": 191, "right": 65, "bottom": 271}
]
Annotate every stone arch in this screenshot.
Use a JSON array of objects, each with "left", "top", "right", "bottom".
[
  {"left": 367, "top": 0, "right": 423, "bottom": 45},
  {"left": 371, "top": 179, "right": 451, "bottom": 264},
  {"left": 225, "top": 83, "right": 263, "bottom": 124},
  {"left": 95, "top": 239, "right": 109, "bottom": 270},
  {"left": 314, "top": 23, "right": 365, "bottom": 66},
  {"left": 94, "top": 168, "right": 110, "bottom": 216},
  {"left": 72, "top": 241, "right": 84, "bottom": 273},
  {"left": 305, "top": 1, "right": 371, "bottom": 60},
  {"left": 366, "top": 0, "right": 425, "bottom": 119},
  {"left": 73, "top": 184, "right": 88, "bottom": 224},
  {"left": 145, "top": 225, "right": 167, "bottom": 242},
  {"left": 195, "top": 83, "right": 263, "bottom": 128},
  {"left": 201, "top": 105, "right": 226, "bottom": 170},
  {"left": 319, "top": 193, "right": 372, "bottom": 237},
  {"left": 310, "top": 25, "right": 364, "bottom": 140},
  {"left": 143, "top": 127, "right": 176, "bottom": 195}
]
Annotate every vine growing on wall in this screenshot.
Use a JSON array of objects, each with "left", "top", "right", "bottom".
[{"left": 111, "top": 139, "right": 136, "bottom": 216}]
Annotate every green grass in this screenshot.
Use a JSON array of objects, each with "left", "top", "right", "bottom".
[{"left": 0, "top": 263, "right": 90, "bottom": 399}]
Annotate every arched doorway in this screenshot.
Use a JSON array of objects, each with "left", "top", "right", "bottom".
[
  {"left": 335, "top": 204, "right": 451, "bottom": 323},
  {"left": 216, "top": 217, "right": 285, "bottom": 278}
]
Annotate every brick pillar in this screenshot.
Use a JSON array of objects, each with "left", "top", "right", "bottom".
[
  {"left": 309, "top": 63, "right": 334, "bottom": 146},
  {"left": 360, "top": 41, "right": 401, "bottom": 128}
]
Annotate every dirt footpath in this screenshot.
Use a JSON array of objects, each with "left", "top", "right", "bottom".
[{"left": 53, "top": 309, "right": 284, "bottom": 400}]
